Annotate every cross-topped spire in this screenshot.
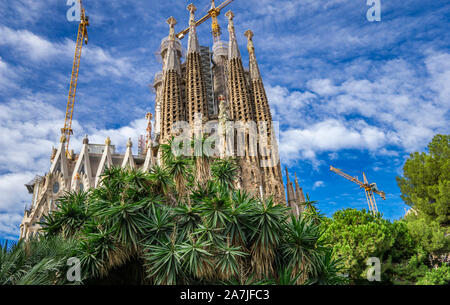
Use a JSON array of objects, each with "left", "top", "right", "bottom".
[
  {"left": 226, "top": 10, "right": 240, "bottom": 59},
  {"left": 167, "top": 16, "right": 177, "bottom": 40},
  {"left": 164, "top": 16, "right": 181, "bottom": 73},
  {"left": 225, "top": 10, "right": 234, "bottom": 23},
  {"left": 187, "top": 3, "right": 196, "bottom": 25},
  {"left": 245, "top": 29, "right": 261, "bottom": 80},
  {"left": 187, "top": 4, "right": 200, "bottom": 54},
  {"left": 244, "top": 29, "right": 253, "bottom": 40}
]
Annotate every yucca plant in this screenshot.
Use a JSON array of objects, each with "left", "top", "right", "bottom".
[
  {"left": 249, "top": 197, "right": 288, "bottom": 279},
  {"left": 148, "top": 165, "right": 174, "bottom": 197},
  {"left": 191, "top": 135, "right": 212, "bottom": 188},
  {"left": 142, "top": 204, "right": 174, "bottom": 244},
  {"left": 166, "top": 156, "right": 192, "bottom": 199},
  {"left": 179, "top": 236, "right": 214, "bottom": 281},
  {"left": 0, "top": 236, "right": 78, "bottom": 285},
  {"left": 225, "top": 190, "right": 255, "bottom": 246},
  {"left": 305, "top": 249, "right": 349, "bottom": 285},
  {"left": 30, "top": 165, "right": 343, "bottom": 285},
  {"left": 211, "top": 158, "right": 239, "bottom": 192},
  {"left": 144, "top": 236, "right": 185, "bottom": 285},
  {"left": 215, "top": 243, "right": 248, "bottom": 281},
  {"left": 173, "top": 203, "right": 202, "bottom": 241},
  {"left": 40, "top": 190, "right": 90, "bottom": 238},
  {"left": 281, "top": 214, "right": 325, "bottom": 284}
]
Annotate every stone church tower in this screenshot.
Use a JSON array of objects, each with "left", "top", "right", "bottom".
[
  {"left": 19, "top": 4, "right": 307, "bottom": 240},
  {"left": 152, "top": 8, "right": 288, "bottom": 202}
]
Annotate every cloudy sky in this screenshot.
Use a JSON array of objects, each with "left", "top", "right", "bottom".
[{"left": 0, "top": 0, "right": 449, "bottom": 240}]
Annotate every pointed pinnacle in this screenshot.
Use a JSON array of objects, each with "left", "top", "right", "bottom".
[
  {"left": 244, "top": 29, "right": 253, "bottom": 40},
  {"left": 225, "top": 10, "right": 234, "bottom": 21},
  {"left": 166, "top": 16, "right": 177, "bottom": 27},
  {"left": 187, "top": 3, "right": 196, "bottom": 14}
]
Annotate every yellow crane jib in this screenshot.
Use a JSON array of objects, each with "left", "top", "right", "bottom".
[
  {"left": 329, "top": 165, "right": 386, "bottom": 215},
  {"left": 176, "top": 0, "right": 234, "bottom": 41},
  {"left": 62, "top": 0, "right": 89, "bottom": 158}
]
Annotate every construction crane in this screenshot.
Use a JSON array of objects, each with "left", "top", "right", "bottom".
[
  {"left": 176, "top": 0, "right": 234, "bottom": 42},
  {"left": 329, "top": 165, "right": 386, "bottom": 215},
  {"left": 61, "top": 0, "right": 89, "bottom": 158}
]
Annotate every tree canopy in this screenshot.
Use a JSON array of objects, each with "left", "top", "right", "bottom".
[{"left": 396, "top": 134, "right": 450, "bottom": 225}]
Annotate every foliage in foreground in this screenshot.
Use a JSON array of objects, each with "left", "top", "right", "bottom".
[
  {"left": 416, "top": 263, "right": 450, "bottom": 285},
  {"left": 0, "top": 236, "right": 77, "bottom": 285},
  {"left": 396, "top": 134, "right": 449, "bottom": 226},
  {"left": 322, "top": 208, "right": 450, "bottom": 284},
  {"left": 14, "top": 146, "right": 347, "bottom": 285}
]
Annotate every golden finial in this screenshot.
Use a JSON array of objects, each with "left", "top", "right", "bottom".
[{"left": 105, "top": 137, "right": 111, "bottom": 146}]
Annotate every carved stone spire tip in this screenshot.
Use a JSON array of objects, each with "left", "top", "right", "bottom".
[
  {"left": 187, "top": 3, "right": 196, "bottom": 13},
  {"left": 244, "top": 29, "right": 254, "bottom": 40},
  {"left": 225, "top": 10, "right": 234, "bottom": 20},
  {"left": 83, "top": 134, "right": 89, "bottom": 145},
  {"left": 127, "top": 137, "right": 133, "bottom": 148},
  {"left": 166, "top": 16, "right": 177, "bottom": 26}
]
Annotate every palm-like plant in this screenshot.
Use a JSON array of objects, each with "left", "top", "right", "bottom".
[
  {"left": 281, "top": 214, "right": 325, "bottom": 284},
  {"left": 143, "top": 204, "right": 174, "bottom": 244},
  {"left": 0, "top": 236, "right": 78, "bottom": 285},
  {"left": 29, "top": 163, "right": 344, "bottom": 286},
  {"left": 166, "top": 156, "right": 192, "bottom": 199},
  {"left": 191, "top": 135, "right": 212, "bottom": 188},
  {"left": 148, "top": 165, "right": 174, "bottom": 196},
  {"left": 225, "top": 191, "right": 255, "bottom": 246},
  {"left": 179, "top": 236, "right": 214, "bottom": 281},
  {"left": 173, "top": 203, "right": 202, "bottom": 241},
  {"left": 40, "top": 190, "right": 90, "bottom": 238},
  {"left": 144, "top": 237, "right": 185, "bottom": 285},
  {"left": 211, "top": 158, "right": 239, "bottom": 192},
  {"left": 249, "top": 197, "right": 288, "bottom": 279},
  {"left": 215, "top": 243, "right": 248, "bottom": 281},
  {"left": 305, "top": 249, "right": 349, "bottom": 285}
]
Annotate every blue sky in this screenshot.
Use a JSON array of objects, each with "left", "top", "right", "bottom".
[{"left": 0, "top": 0, "right": 449, "bottom": 240}]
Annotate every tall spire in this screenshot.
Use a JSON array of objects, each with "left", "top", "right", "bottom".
[
  {"left": 285, "top": 167, "right": 296, "bottom": 212},
  {"left": 225, "top": 11, "right": 240, "bottom": 59},
  {"left": 244, "top": 30, "right": 261, "bottom": 80},
  {"left": 294, "top": 173, "right": 306, "bottom": 203},
  {"left": 160, "top": 17, "right": 185, "bottom": 142},
  {"left": 163, "top": 16, "right": 181, "bottom": 74},
  {"left": 185, "top": 3, "right": 209, "bottom": 127},
  {"left": 244, "top": 29, "right": 285, "bottom": 204},
  {"left": 187, "top": 4, "right": 199, "bottom": 54}
]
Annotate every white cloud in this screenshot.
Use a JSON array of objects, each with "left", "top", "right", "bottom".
[
  {"left": 328, "top": 152, "right": 338, "bottom": 160},
  {"left": 0, "top": 25, "right": 149, "bottom": 83},
  {"left": 307, "top": 79, "right": 339, "bottom": 96},
  {"left": 0, "top": 93, "right": 148, "bottom": 238},
  {"left": 0, "top": 172, "right": 35, "bottom": 239},
  {"left": 425, "top": 51, "right": 450, "bottom": 107},
  {"left": 312, "top": 181, "right": 325, "bottom": 189},
  {"left": 279, "top": 119, "right": 388, "bottom": 162},
  {"left": 272, "top": 51, "right": 450, "bottom": 163}
]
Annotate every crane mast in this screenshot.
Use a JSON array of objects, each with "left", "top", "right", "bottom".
[
  {"left": 176, "top": 0, "right": 234, "bottom": 41},
  {"left": 62, "top": 0, "right": 89, "bottom": 157},
  {"left": 330, "top": 165, "right": 386, "bottom": 215}
]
